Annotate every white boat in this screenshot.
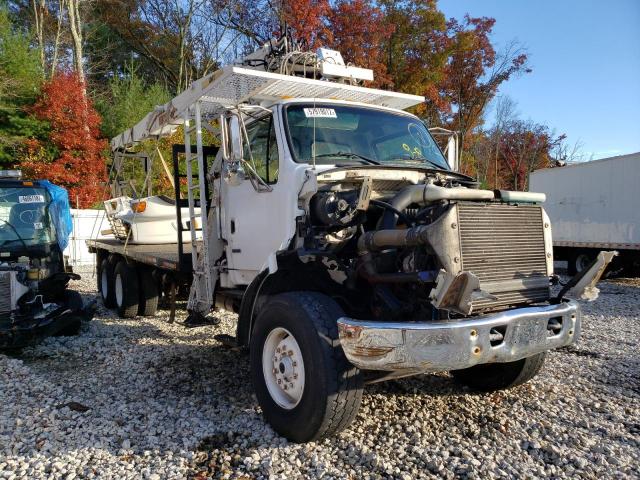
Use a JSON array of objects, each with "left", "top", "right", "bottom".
[{"left": 103, "top": 195, "right": 202, "bottom": 244}]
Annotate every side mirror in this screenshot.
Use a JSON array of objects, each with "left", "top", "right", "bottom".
[
  {"left": 220, "top": 113, "right": 245, "bottom": 186},
  {"left": 446, "top": 135, "right": 458, "bottom": 171},
  {"left": 229, "top": 115, "right": 243, "bottom": 161}
]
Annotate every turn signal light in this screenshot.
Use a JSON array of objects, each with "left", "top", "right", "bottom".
[{"left": 131, "top": 201, "right": 147, "bottom": 213}]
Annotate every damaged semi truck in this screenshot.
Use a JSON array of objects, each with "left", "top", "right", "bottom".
[{"left": 89, "top": 37, "right": 614, "bottom": 442}]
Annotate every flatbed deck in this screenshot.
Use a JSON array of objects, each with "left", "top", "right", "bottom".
[{"left": 87, "top": 239, "right": 192, "bottom": 272}]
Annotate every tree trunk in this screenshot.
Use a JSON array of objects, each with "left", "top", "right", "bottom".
[
  {"left": 51, "top": 0, "right": 64, "bottom": 77},
  {"left": 67, "top": 0, "right": 85, "bottom": 84},
  {"left": 32, "top": 0, "right": 46, "bottom": 75}
]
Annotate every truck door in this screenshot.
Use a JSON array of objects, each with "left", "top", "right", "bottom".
[{"left": 220, "top": 110, "right": 294, "bottom": 285}]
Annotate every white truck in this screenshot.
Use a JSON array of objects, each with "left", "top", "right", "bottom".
[
  {"left": 89, "top": 38, "right": 613, "bottom": 442},
  {"left": 530, "top": 152, "right": 639, "bottom": 275}
]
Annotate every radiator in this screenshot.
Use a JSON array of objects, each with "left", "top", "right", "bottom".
[
  {"left": 457, "top": 202, "right": 550, "bottom": 312},
  {"left": 0, "top": 272, "right": 12, "bottom": 313}
]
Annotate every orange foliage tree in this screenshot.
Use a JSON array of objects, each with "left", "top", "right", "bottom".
[
  {"left": 282, "top": 0, "right": 331, "bottom": 48},
  {"left": 19, "top": 72, "right": 107, "bottom": 207},
  {"left": 323, "top": 0, "right": 394, "bottom": 88},
  {"left": 442, "top": 16, "right": 529, "bottom": 148}
]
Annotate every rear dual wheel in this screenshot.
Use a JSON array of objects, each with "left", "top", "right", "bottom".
[
  {"left": 111, "top": 261, "right": 159, "bottom": 318},
  {"left": 114, "top": 261, "right": 139, "bottom": 318},
  {"left": 98, "top": 258, "right": 116, "bottom": 308}
]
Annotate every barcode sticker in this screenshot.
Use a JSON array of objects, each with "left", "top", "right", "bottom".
[
  {"left": 303, "top": 108, "right": 337, "bottom": 118},
  {"left": 18, "top": 195, "right": 45, "bottom": 204}
]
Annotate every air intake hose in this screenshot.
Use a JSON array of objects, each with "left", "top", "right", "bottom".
[{"left": 380, "top": 184, "right": 494, "bottom": 229}]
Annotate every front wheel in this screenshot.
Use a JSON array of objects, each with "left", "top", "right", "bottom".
[
  {"left": 250, "top": 291, "right": 363, "bottom": 442},
  {"left": 451, "top": 352, "right": 546, "bottom": 392}
]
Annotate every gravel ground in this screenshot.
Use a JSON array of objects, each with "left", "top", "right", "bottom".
[{"left": 0, "top": 267, "right": 638, "bottom": 479}]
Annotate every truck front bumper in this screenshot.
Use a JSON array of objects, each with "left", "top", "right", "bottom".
[{"left": 337, "top": 300, "right": 580, "bottom": 374}]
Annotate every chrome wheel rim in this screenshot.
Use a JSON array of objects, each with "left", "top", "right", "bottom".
[
  {"left": 101, "top": 269, "right": 108, "bottom": 299},
  {"left": 262, "top": 327, "right": 305, "bottom": 410},
  {"left": 115, "top": 273, "right": 123, "bottom": 306}
]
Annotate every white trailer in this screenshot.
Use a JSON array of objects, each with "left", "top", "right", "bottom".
[{"left": 529, "top": 152, "right": 640, "bottom": 274}]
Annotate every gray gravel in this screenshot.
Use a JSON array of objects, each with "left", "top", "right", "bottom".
[{"left": 0, "top": 267, "right": 638, "bottom": 479}]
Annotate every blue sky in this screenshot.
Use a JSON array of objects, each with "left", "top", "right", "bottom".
[{"left": 439, "top": 0, "right": 640, "bottom": 160}]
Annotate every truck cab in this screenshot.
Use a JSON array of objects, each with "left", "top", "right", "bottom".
[{"left": 218, "top": 99, "right": 453, "bottom": 286}]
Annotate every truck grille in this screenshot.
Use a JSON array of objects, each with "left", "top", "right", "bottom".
[
  {"left": 0, "top": 272, "right": 12, "bottom": 313},
  {"left": 458, "top": 203, "right": 550, "bottom": 312}
]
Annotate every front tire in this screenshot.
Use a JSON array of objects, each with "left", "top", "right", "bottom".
[
  {"left": 451, "top": 352, "right": 546, "bottom": 392},
  {"left": 250, "top": 291, "right": 363, "bottom": 442}
]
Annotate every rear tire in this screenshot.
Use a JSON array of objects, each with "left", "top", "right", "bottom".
[
  {"left": 568, "top": 250, "right": 594, "bottom": 276},
  {"left": 250, "top": 291, "right": 363, "bottom": 442},
  {"left": 451, "top": 352, "right": 546, "bottom": 392},
  {"left": 99, "top": 258, "right": 116, "bottom": 308},
  {"left": 114, "top": 261, "right": 139, "bottom": 318},
  {"left": 138, "top": 268, "right": 159, "bottom": 316}
]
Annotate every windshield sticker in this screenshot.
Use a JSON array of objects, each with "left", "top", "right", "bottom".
[
  {"left": 18, "top": 194, "right": 45, "bottom": 204},
  {"left": 33, "top": 222, "right": 43, "bottom": 229},
  {"left": 303, "top": 108, "right": 337, "bottom": 118}
]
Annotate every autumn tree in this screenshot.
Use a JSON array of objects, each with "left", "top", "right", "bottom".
[
  {"left": 323, "top": 0, "right": 393, "bottom": 87},
  {"left": 498, "top": 120, "right": 563, "bottom": 191},
  {"left": 278, "top": 0, "right": 329, "bottom": 48},
  {"left": 381, "top": 0, "right": 449, "bottom": 122},
  {"left": 442, "top": 15, "right": 530, "bottom": 151},
  {"left": 92, "top": 0, "right": 231, "bottom": 93},
  {"left": 20, "top": 72, "right": 107, "bottom": 207}
]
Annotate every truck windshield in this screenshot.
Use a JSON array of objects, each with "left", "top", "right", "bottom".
[
  {"left": 285, "top": 104, "right": 450, "bottom": 170},
  {"left": 0, "top": 187, "right": 56, "bottom": 248}
]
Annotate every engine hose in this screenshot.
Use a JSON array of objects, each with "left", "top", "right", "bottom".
[
  {"left": 380, "top": 184, "right": 495, "bottom": 229},
  {"left": 357, "top": 252, "right": 437, "bottom": 284},
  {"left": 369, "top": 199, "right": 414, "bottom": 227}
]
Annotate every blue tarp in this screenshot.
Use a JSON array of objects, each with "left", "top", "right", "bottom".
[{"left": 39, "top": 180, "right": 73, "bottom": 251}]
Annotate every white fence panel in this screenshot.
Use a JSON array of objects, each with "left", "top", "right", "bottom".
[{"left": 64, "top": 209, "right": 109, "bottom": 266}]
